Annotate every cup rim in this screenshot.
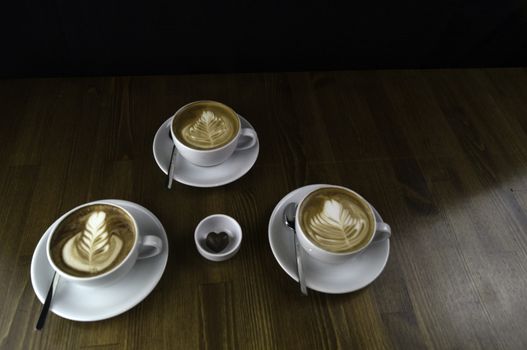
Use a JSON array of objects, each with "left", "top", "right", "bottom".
[
  {"left": 295, "top": 185, "right": 378, "bottom": 257},
  {"left": 194, "top": 214, "right": 243, "bottom": 258},
  {"left": 46, "top": 201, "right": 139, "bottom": 282},
  {"left": 170, "top": 100, "right": 242, "bottom": 153}
]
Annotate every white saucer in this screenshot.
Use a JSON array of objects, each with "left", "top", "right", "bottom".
[
  {"left": 268, "top": 185, "right": 390, "bottom": 294},
  {"left": 153, "top": 115, "right": 259, "bottom": 187},
  {"left": 30, "top": 200, "right": 169, "bottom": 322}
]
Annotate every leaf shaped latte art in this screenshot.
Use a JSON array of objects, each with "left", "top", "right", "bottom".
[
  {"left": 307, "top": 199, "right": 366, "bottom": 251},
  {"left": 183, "top": 110, "right": 232, "bottom": 148},
  {"left": 62, "top": 210, "right": 124, "bottom": 274},
  {"left": 75, "top": 211, "right": 111, "bottom": 263}
]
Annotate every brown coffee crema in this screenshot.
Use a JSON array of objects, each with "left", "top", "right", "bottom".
[
  {"left": 50, "top": 204, "right": 136, "bottom": 277},
  {"left": 299, "top": 188, "right": 375, "bottom": 253},
  {"left": 172, "top": 101, "right": 240, "bottom": 150}
]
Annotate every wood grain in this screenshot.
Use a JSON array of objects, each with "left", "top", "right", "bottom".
[{"left": 1, "top": 68, "right": 527, "bottom": 349}]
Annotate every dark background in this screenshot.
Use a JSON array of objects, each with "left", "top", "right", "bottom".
[{"left": 2, "top": 0, "right": 527, "bottom": 77}]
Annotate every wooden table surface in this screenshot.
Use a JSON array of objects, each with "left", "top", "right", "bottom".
[{"left": 1, "top": 68, "right": 527, "bottom": 349}]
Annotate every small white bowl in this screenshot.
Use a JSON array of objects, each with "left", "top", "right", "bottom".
[{"left": 194, "top": 214, "right": 242, "bottom": 261}]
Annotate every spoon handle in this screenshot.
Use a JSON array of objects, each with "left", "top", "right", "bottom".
[
  {"left": 35, "top": 272, "right": 58, "bottom": 331},
  {"left": 293, "top": 233, "right": 308, "bottom": 295},
  {"left": 167, "top": 145, "right": 176, "bottom": 189}
]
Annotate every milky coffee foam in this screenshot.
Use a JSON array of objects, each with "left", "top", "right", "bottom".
[
  {"left": 50, "top": 204, "right": 135, "bottom": 277},
  {"left": 172, "top": 101, "right": 239, "bottom": 150},
  {"left": 299, "top": 188, "right": 375, "bottom": 253}
]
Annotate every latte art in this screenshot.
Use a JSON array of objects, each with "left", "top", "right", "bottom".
[
  {"left": 50, "top": 204, "right": 135, "bottom": 277},
  {"left": 62, "top": 211, "right": 124, "bottom": 274},
  {"left": 299, "top": 188, "right": 375, "bottom": 253},
  {"left": 172, "top": 101, "right": 240, "bottom": 150},
  {"left": 182, "top": 110, "right": 234, "bottom": 149},
  {"left": 308, "top": 199, "right": 367, "bottom": 251}
]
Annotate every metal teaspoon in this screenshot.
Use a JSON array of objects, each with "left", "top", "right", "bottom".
[{"left": 284, "top": 202, "right": 308, "bottom": 295}]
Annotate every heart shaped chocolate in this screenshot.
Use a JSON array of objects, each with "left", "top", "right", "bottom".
[{"left": 205, "top": 231, "right": 229, "bottom": 253}]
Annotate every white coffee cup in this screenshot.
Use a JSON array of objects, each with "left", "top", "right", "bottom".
[
  {"left": 46, "top": 202, "right": 163, "bottom": 287},
  {"left": 170, "top": 100, "right": 257, "bottom": 167},
  {"left": 295, "top": 185, "right": 391, "bottom": 264}
]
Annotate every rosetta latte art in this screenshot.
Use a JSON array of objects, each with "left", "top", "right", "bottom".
[
  {"left": 307, "top": 200, "right": 368, "bottom": 252},
  {"left": 300, "top": 189, "right": 374, "bottom": 253},
  {"left": 310, "top": 199, "right": 365, "bottom": 245},
  {"left": 182, "top": 110, "right": 234, "bottom": 149},
  {"left": 62, "top": 211, "right": 124, "bottom": 274}
]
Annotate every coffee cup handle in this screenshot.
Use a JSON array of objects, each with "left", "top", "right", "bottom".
[
  {"left": 373, "top": 222, "right": 391, "bottom": 242},
  {"left": 236, "top": 128, "right": 257, "bottom": 151},
  {"left": 138, "top": 235, "right": 163, "bottom": 259}
]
